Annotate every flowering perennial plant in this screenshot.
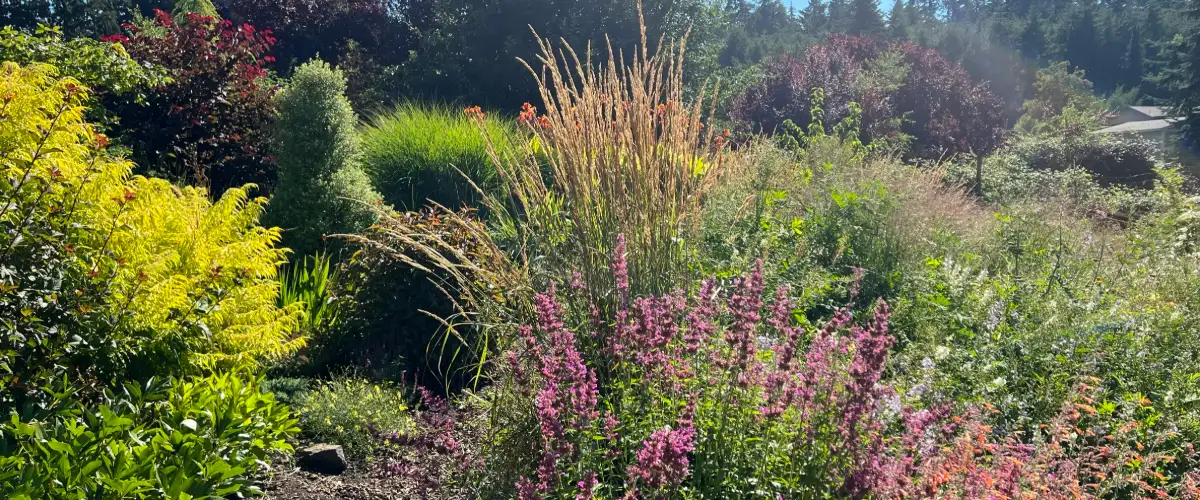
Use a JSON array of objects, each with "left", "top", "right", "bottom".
[{"left": 479, "top": 235, "right": 1200, "bottom": 499}]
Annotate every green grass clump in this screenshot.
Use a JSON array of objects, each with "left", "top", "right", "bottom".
[
  {"left": 296, "top": 376, "right": 413, "bottom": 460},
  {"left": 361, "top": 103, "right": 515, "bottom": 212}
]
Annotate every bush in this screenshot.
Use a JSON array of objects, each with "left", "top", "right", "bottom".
[
  {"left": 0, "top": 370, "right": 298, "bottom": 499},
  {"left": 0, "top": 61, "right": 304, "bottom": 413},
  {"left": 314, "top": 207, "right": 520, "bottom": 390},
  {"left": 1008, "top": 133, "right": 1161, "bottom": 188},
  {"left": 102, "top": 9, "right": 277, "bottom": 193},
  {"left": 296, "top": 376, "right": 413, "bottom": 460},
  {"left": 0, "top": 25, "right": 167, "bottom": 126},
  {"left": 732, "top": 35, "right": 1006, "bottom": 160},
  {"left": 455, "top": 245, "right": 1200, "bottom": 498},
  {"left": 949, "top": 146, "right": 1161, "bottom": 217},
  {"left": 264, "top": 59, "right": 381, "bottom": 258},
  {"left": 360, "top": 103, "right": 512, "bottom": 212},
  {"left": 261, "top": 376, "right": 313, "bottom": 407}
]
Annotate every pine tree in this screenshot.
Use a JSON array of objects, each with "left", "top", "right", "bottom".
[
  {"left": 829, "top": 0, "right": 850, "bottom": 33},
  {"left": 846, "top": 0, "right": 885, "bottom": 37},
  {"left": 1094, "top": 11, "right": 1121, "bottom": 92},
  {"left": 1124, "top": 25, "right": 1144, "bottom": 89},
  {"left": 801, "top": 0, "right": 830, "bottom": 34},
  {"left": 1144, "top": 5, "right": 1165, "bottom": 66},
  {"left": 725, "top": 0, "right": 753, "bottom": 23},
  {"left": 1063, "top": 5, "right": 1098, "bottom": 78},
  {"left": 720, "top": 26, "right": 750, "bottom": 67},
  {"left": 1165, "top": 2, "right": 1200, "bottom": 145},
  {"left": 749, "top": 0, "right": 790, "bottom": 35},
  {"left": 888, "top": 0, "right": 910, "bottom": 40},
  {"left": 904, "top": 0, "right": 923, "bottom": 41}
]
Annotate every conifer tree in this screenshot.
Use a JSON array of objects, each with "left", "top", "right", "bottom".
[
  {"left": 801, "top": 0, "right": 830, "bottom": 34},
  {"left": 888, "top": 0, "right": 910, "bottom": 40},
  {"left": 1063, "top": 5, "right": 1098, "bottom": 78},
  {"left": 1165, "top": 2, "right": 1200, "bottom": 144},
  {"left": 265, "top": 59, "right": 383, "bottom": 258},
  {"left": 829, "top": 0, "right": 850, "bottom": 33},
  {"left": 846, "top": 0, "right": 885, "bottom": 38},
  {"left": 1124, "top": 25, "right": 1144, "bottom": 89}
]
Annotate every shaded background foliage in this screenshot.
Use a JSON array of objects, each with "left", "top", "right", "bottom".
[{"left": 101, "top": 9, "right": 277, "bottom": 194}]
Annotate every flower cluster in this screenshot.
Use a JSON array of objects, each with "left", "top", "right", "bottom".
[
  {"left": 625, "top": 404, "right": 697, "bottom": 495},
  {"left": 464, "top": 105, "right": 486, "bottom": 120},
  {"left": 481, "top": 233, "right": 1200, "bottom": 499},
  {"left": 515, "top": 286, "right": 600, "bottom": 499}
]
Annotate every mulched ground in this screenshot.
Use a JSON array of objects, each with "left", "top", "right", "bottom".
[{"left": 262, "top": 466, "right": 409, "bottom": 500}]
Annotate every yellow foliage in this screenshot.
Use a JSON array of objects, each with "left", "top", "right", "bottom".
[{"left": 0, "top": 61, "right": 303, "bottom": 367}]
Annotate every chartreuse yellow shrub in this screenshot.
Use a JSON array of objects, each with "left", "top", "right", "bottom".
[
  {"left": 94, "top": 178, "right": 306, "bottom": 365},
  {"left": 0, "top": 62, "right": 302, "bottom": 400}
]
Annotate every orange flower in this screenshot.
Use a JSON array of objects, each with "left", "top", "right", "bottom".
[
  {"left": 519, "top": 102, "right": 537, "bottom": 124},
  {"left": 464, "top": 105, "right": 486, "bottom": 120}
]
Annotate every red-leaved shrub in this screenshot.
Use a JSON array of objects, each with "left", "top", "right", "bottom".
[
  {"left": 103, "top": 10, "right": 277, "bottom": 194},
  {"left": 733, "top": 35, "right": 1006, "bottom": 160}
]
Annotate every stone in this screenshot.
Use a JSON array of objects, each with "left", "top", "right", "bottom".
[{"left": 297, "top": 443, "right": 348, "bottom": 475}]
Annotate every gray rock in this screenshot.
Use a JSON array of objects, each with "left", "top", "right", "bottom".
[{"left": 297, "top": 444, "right": 348, "bottom": 475}]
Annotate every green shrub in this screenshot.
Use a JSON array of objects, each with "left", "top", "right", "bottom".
[
  {"left": 265, "top": 58, "right": 382, "bottom": 258},
  {"left": 296, "top": 376, "right": 413, "bottom": 460},
  {"left": 0, "top": 25, "right": 167, "bottom": 126},
  {"left": 0, "top": 370, "right": 298, "bottom": 499},
  {"left": 308, "top": 207, "right": 511, "bottom": 391},
  {"left": 261, "top": 377, "right": 313, "bottom": 407},
  {"left": 360, "top": 103, "right": 513, "bottom": 212},
  {"left": 1008, "top": 134, "right": 1160, "bottom": 188},
  {"left": 0, "top": 62, "right": 304, "bottom": 414},
  {"left": 948, "top": 138, "right": 1164, "bottom": 217}
]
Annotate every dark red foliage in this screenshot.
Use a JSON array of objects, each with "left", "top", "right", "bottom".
[
  {"left": 892, "top": 42, "right": 1007, "bottom": 159},
  {"left": 103, "top": 9, "right": 277, "bottom": 194},
  {"left": 732, "top": 35, "right": 1007, "bottom": 159},
  {"left": 733, "top": 35, "right": 884, "bottom": 137},
  {"left": 217, "top": 0, "right": 427, "bottom": 95}
]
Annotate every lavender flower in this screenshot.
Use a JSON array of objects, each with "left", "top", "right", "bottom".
[
  {"left": 576, "top": 471, "right": 598, "bottom": 500},
  {"left": 518, "top": 288, "right": 601, "bottom": 496},
  {"left": 723, "top": 260, "right": 765, "bottom": 386},
  {"left": 840, "top": 300, "right": 895, "bottom": 496},
  {"left": 626, "top": 409, "right": 697, "bottom": 491},
  {"left": 683, "top": 278, "right": 718, "bottom": 354}
]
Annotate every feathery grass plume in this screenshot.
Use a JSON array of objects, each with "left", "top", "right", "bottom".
[
  {"left": 473, "top": 0, "right": 731, "bottom": 301},
  {"left": 335, "top": 205, "right": 531, "bottom": 388}
]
